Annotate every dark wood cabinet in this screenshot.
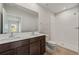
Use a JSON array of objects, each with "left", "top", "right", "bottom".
[
  {"left": 1, "top": 49, "right": 16, "bottom": 55},
  {"left": 0, "top": 35, "right": 46, "bottom": 55},
  {"left": 40, "top": 36, "right": 46, "bottom": 54},
  {"left": 16, "top": 45, "right": 29, "bottom": 55},
  {"left": 30, "top": 41, "right": 40, "bottom": 55}
]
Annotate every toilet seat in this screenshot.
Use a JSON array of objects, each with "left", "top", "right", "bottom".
[{"left": 47, "top": 41, "right": 56, "bottom": 45}]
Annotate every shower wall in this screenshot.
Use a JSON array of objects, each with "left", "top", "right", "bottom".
[{"left": 51, "top": 6, "right": 79, "bottom": 52}]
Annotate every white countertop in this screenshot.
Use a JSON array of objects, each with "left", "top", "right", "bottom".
[{"left": 0, "top": 32, "right": 46, "bottom": 44}]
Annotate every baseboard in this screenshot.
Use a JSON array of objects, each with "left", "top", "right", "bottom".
[{"left": 57, "top": 45, "right": 78, "bottom": 55}]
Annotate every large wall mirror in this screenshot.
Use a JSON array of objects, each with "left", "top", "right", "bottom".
[
  {"left": 0, "top": 4, "right": 21, "bottom": 34},
  {"left": 3, "top": 8, "right": 21, "bottom": 34},
  {"left": 0, "top": 3, "right": 38, "bottom": 34}
]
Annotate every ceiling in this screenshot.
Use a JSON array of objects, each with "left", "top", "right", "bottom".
[{"left": 39, "top": 3, "right": 78, "bottom": 14}]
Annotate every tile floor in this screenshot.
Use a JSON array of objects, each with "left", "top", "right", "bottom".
[{"left": 45, "top": 45, "right": 78, "bottom": 55}]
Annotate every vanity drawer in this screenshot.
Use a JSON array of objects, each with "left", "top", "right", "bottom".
[
  {"left": 16, "top": 45, "right": 29, "bottom": 55},
  {"left": 10, "top": 39, "right": 29, "bottom": 48},
  {"left": 1, "top": 49, "right": 16, "bottom": 55},
  {"left": 0, "top": 43, "right": 11, "bottom": 53},
  {"left": 30, "top": 37, "right": 40, "bottom": 43}
]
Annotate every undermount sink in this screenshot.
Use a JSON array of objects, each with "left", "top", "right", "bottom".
[
  {"left": 10, "top": 36, "right": 21, "bottom": 39},
  {"left": 0, "top": 36, "right": 21, "bottom": 40}
]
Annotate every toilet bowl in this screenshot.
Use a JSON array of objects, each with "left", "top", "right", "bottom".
[{"left": 46, "top": 41, "right": 57, "bottom": 50}]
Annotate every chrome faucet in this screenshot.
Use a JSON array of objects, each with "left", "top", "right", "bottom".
[{"left": 9, "top": 32, "right": 14, "bottom": 38}]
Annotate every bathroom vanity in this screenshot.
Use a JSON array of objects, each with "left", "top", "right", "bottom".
[{"left": 0, "top": 33, "right": 46, "bottom": 55}]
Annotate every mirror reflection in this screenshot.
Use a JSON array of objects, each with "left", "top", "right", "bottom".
[{"left": 0, "top": 3, "right": 38, "bottom": 34}]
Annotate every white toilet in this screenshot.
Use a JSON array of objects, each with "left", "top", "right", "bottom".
[{"left": 46, "top": 41, "right": 57, "bottom": 50}]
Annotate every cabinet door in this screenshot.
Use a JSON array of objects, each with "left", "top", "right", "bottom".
[
  {"left": 40, "top": 46, "right": 45, "bottom": 54},
  {"left": 40, "top": 36, "right": 46, "bottom": 54},
  {"left": 30, "top": 41, "right": 40, "bottom": 55},
  {"left": 11, "top": 39, "right": 29, "bottom": 48},
  {"left": 1, "top": 49, "right": 16, "bottom": 55},
  {"left": 0, "top": 43, "right": 11, "bottom": 53},
  {"left": 40, "top": 36, "right": 46, "bottom": 46},
  {"left": 16, "top": 45, "right": 29, "bottom": 55}
]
